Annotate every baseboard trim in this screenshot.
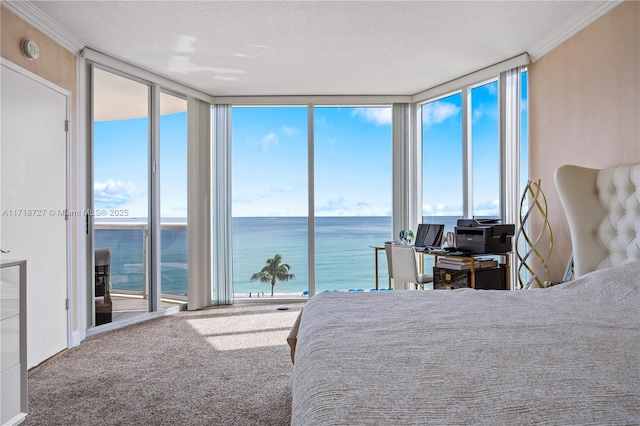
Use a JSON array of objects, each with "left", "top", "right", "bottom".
[{"left": 69, "top": 330, "right": 83, "bottom": 348}]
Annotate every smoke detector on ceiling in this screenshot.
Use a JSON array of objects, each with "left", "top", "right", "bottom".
[{"left": 21, "top": 39, "right": 40, "bottom": 60}]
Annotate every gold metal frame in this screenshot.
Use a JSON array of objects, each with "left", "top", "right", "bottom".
[{"left": 515, "top": 179, "right": 553, "bottom": 289}]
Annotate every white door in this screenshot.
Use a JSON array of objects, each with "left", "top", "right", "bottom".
[{"left": 1, "top": 63, "right": 68, "bottom": 368}]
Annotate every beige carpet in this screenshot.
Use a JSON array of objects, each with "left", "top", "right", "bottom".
[{"left": 25, "top": 302, "right": 304, "bottom": 426}]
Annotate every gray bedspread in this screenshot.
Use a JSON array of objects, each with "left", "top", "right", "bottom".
[{"left": 290, "top": 262, "right": 640, "bottom": 425}]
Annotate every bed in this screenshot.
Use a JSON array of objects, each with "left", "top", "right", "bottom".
[{"left": 288, "top": 163, "right": 639, "bottom": 425}]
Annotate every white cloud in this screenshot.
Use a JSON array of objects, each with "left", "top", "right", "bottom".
[
  {"left": 315, "top": 115, "right": 328, "bottom": 128},
  {"left": 422, "top": 202, "right": 463, "bottom": 216},
  {"left": 351, "top": 107, "right": 392, "bottom": 126},
  {"left": 423, "top": 199, "right": 500, "bottom": 217},
  {"left": 473, "top": 108, "right": 483, "bottom": 121},
  {"left": 314, "top": 198, "right": 380, "bottom": 216},
  {"left": 282, "top": 126, "right": 296, "bottom": 136},
  {"left": 94, "top": 180, "right": 136, "bottom": 207},
  {"left": 472, "top": 103, "right": 498, "bottom": 124},
  {"left": 316, "top": 197, "right": 348, "bottom": 213},
  {"left": 261, "top": 132, "right": 277, "bottom": 152},
  {"left": 473, "top": 199, "right": 500, "bottom": 217},
  {"left": 270, "top": 186, "right": 293, "bottom": 193},
  {"left": 422, "top": 101, "right": 460, "bottom": 126}
]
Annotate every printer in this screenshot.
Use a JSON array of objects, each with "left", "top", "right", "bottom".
[{"left": 455, "top": 219, "right": 515, "bottom": 254}]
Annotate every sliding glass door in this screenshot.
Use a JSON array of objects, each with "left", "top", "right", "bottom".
[
  {"left": 91, "top": 67, "right": 188, "bottom": 327},
  {"left": 92, "top": 67, "right": 151, "bottom": 323}
]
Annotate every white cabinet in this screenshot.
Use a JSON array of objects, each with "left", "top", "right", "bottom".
[{"left": 1, "top": 260, "right": 26, "bottom": 426}]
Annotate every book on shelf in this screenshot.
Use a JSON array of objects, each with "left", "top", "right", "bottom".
[
  {"left": 436, "top": 259, "right": 498, "bottom": 271},
  {"left": 437, "top": 256, "right": 494, "bottom": 264},
  {"left": 437, "top": 257, "right": 471, "bottom": 264}
]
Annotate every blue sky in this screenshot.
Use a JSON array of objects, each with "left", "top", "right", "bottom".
[
  {"left": 94, "top": 117, "right": 149, "bottom": 217},
  {"left": 94, "top": 73, "right": 527, "bottom": 219},
  {"left": 232, "top": 106, "right": 393, "bottom": 217},
  {"left": 94, "top": 112, "right": 187, "bottom": 218},
  {"left": 423, "top": 81, "right": 501, "bottom": 217}
]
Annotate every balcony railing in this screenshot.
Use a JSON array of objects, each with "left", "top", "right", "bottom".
[{"left": 95, "top": 220, "right": 187, "bottom": 302}]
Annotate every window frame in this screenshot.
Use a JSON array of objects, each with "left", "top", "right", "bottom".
[
  {"left": 227, "top": 103, "right": 394, "bottom": 299},
  {"left": 82, "top": 50, "right": 204, "bottom": 336}
]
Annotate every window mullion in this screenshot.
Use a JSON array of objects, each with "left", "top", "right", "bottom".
[
  {"left": 411, "top": 102, "right": 422, "bottom": 227},
  {"left": 307, "top": 105, "right": 315, "bottom": 298},
  {"left": 149, "top": 84, "right": 161, "bottom": 312},
  {"left": 462, "top": 86, "right": 472, "bottom": 218}
]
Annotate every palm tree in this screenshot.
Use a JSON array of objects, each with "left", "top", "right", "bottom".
[{"left": 251, "top": 254, "right": 295, "bottom": 297}]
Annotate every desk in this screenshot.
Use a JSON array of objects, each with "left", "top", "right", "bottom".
[
  {"left": 422, "top": 251, "right": 511, "bottom": 290},
  {"left": 371, "top": 246, "right": 393, "bottom": 290},
  {"left": 373, "top": 245, "right": 511, "bottom": 290}
]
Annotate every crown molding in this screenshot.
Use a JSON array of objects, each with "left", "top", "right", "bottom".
[
  {"left": 2, "top": 0, "right": 84, "bottom": 54},
  {"left": 528, "top": 0, "right": 622, "bottom": 62}
]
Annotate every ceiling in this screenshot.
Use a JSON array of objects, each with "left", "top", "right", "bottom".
[{"left": 31, "top": 1, "right": 599, "bottom": 97}]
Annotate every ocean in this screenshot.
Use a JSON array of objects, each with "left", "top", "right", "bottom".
[{"left": 95, "top": 216, "right": 460, "bottom": 297}]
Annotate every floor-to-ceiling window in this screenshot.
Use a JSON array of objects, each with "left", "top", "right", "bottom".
[
  {"left": 230, "top": 105, "right": 393, "bottom": 298},
  {"left": 314, "top": 106, "right": 392, "bottom": 292},
  {"left": 421, "top": 92, "right": 464, "bottom": 237},
  {"left": 518, "top": 69, "right": 531, "bottom": 285},
  {"left": 159, "top": 93, "right": 188, "bottom": 300},
  {"left": 92, "top": 67, "right": 151, "bottom": 323},
  {"left": 421, "top": 93, "right": 464, "bottom": 274},
  {"left": 470, "top": 79, "right": 500, "bottom": 218},
  {"left": 231, "top": 106, "right": 309, "bottom": 299},
  {"left": 420, "top": 68, "right": 528, "bottom": 288},
  {"left": 421, "top": 80, "right": 516, "bottom": 226},
  {"left": 520, "top": 70, "right": 529, "bottom": 208},
  {"left": 91, "top": 67, "right": 186, "bottom": 328}
]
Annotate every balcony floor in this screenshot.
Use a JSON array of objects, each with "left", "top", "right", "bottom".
[{"left": 110, "top": 294, "right": 185, "bottom": 322}]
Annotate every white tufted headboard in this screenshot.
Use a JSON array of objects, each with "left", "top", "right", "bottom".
[{"left": 554, "top": 163, "right": 640, "bottom": 278}]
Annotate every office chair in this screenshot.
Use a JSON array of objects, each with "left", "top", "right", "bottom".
[
  {"left": 384, "top": 243, "right": 394, "bottom": 285},
  {"left": 386, "top": 244, "right": 433, "bottom": 290}
]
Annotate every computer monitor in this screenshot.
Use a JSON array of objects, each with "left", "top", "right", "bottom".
[{"left": 415, "top": 223, "right": 445, "bottom": 248}]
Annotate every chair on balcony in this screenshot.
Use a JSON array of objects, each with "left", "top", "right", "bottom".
[
  {"left": 95, "top": 248, "right": 112, "bottom": 325},
  {"left": 386, "top": 244, "right": 433, "bottom": 290}
]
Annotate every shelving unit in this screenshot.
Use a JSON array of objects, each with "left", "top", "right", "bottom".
[{"left": 1, "top": 260, "right": 27, "bottom": 426}]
